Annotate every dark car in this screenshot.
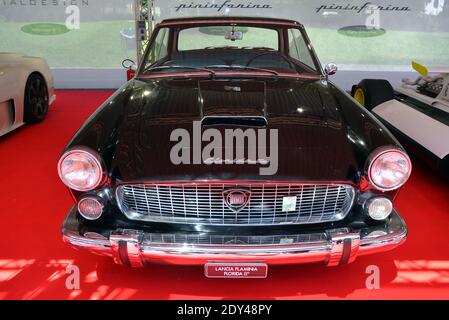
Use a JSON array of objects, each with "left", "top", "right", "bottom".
[{"left": 58, "top": 17, "right": 410, "bottom": 277}]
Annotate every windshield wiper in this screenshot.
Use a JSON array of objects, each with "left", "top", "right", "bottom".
[
  {"left": 206, "top": 65, "right": 279, "bottom": 77},
  {"left": 204, "top": 46, "right": 239, "bottom": 49},
  {"left": 241, "top": 46, "right": 276, "bottom": 51},
  {"left": 143, "top": 65, "right": 216, "bottom": 77}
]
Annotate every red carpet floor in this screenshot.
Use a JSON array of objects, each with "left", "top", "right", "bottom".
[{"left": 1, "top": 90, "right": 449, "bottom": 300}]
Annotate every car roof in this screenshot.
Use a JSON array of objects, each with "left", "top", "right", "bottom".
[{"left": 159, "top": 16, "right": 302, "bottom": 27}]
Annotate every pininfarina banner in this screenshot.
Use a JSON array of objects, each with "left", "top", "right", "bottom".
[
  {"left": 154, "top": 0, "right": 448, "bottom": 31},
  {"left": 151, "top": 0, "right": 449, "bottom": 70}
]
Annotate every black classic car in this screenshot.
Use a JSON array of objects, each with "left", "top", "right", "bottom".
[{"left": 59, "top": 17, "right": 411, "bottom": 277}]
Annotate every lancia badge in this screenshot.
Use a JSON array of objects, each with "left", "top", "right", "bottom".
[{"left": 223, "top": 189, "right": 251, "bottom": 212}]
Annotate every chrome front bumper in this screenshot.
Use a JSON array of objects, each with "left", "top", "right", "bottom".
[{"left": 62, "top": 206, "right": 407, "bottom": 267}]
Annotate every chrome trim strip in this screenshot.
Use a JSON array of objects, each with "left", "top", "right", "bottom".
[
  {"left": 62, "top": 206, "right": 407, "bottom": 267},
  {"left": 159, "top": 19, "right": 301, "bottom": 27}
]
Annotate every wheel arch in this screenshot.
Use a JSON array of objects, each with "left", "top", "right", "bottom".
[
  {"left": 27, "top": 70, "right": 48, "bottom": 88},
  {"left": 22, "top": 71, "right": 50, "bottom": 124},
  {"left": 23, "top": 70, "right": 50, "bottom": 102},
  {"left": 8, "top": 67, "right": 36, "bottom": 125}
]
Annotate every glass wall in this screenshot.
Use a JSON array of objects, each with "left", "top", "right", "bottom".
[
  {"left": 1, "top": 0, "right": 447, "bottom": 87},
  {"left": 0, "top": 0, "right": 136, "bottom": 68}
]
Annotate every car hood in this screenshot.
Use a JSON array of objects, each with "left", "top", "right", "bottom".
[{"left": 69, "top": 77, "right": 397, "bottom": 183}]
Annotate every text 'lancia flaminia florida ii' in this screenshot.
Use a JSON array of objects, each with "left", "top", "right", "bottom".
[{"left": 58, "top": 17, "right": 410, "bottom": 278}]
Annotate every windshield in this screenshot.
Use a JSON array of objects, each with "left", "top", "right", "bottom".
[
  {"left": 178, "top": 26, "right": 279, "bottom": 51},
  {"left": 140, "top": 23, "right": 320, "bottom": 77}
]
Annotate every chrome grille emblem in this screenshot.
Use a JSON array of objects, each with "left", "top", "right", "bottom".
[{"left": 223, "top": 189, "right": 251, "bottom": 213}]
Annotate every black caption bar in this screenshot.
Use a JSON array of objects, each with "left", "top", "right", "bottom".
[{"left": 0, "top": 300, "right": 447, "bottom": 319}]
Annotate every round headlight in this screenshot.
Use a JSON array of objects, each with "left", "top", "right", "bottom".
[
  {"left": 366, "top": 197, "right": 393, "bottom": 220},
  {"left": 58, "top": 148, "right": 104, "bottom": 191},
  {"left": 367, "top": 147, "right": 412, "bottom": 191}
]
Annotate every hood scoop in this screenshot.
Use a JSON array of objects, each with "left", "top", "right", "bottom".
[
  {"left": 199, "top": 80, "right": 267, "bottom": 125},
  {"left": 202, "top": 116, "right": 267, "bottom": 127}
]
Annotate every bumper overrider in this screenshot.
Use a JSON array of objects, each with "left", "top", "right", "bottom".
[{"left": 62, "top": 206, "right": 407, "bottom": 267}]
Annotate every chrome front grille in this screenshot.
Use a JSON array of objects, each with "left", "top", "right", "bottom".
[{"left": 116, "top": 183, "right": 355, "bottom": 226}]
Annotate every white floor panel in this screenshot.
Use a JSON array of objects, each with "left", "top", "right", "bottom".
[{"left": 373, "top": 99, "right": 449, "bottom": 160}]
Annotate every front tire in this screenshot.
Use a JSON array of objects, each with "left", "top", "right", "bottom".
[
  {"left": 351, "top": 79, "right": 395, "bottom": 111},
  {"left": 24, "top": 73, "right": 49, "bottom": 124}
]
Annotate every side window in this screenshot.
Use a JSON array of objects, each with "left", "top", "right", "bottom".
[
  {"left": 148, "top": 27, "right": 169, "bottom": 65},
  {"left": 288, "top": 28, "right": 315, "bottom": 70}
]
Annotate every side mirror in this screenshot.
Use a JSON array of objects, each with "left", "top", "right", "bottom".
[
  {"left": 122, "top": 59, "right": 137, "bottom": 81},
  {"left": 324, "top": 63, "right": 338, "bottom": 77},
  {"left": 122, "top": 59, "right": 136, "bottom": 69}
]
